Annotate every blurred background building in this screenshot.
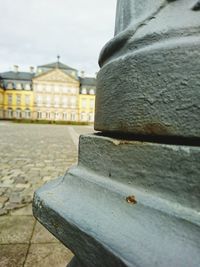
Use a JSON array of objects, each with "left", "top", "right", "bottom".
[{"left": 0, "top": 58, "right": 96, "bottom": 123}]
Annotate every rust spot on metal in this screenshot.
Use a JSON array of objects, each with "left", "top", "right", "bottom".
[{"left": 126, "top": 195, "right": 137, "bottom": 204}]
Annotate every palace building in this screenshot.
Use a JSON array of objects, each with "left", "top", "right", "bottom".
[{"left": 0, "top": 60, "right": 96, "bottom": 123}]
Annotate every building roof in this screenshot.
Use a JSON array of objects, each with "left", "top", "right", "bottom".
[
  {"left": 0, "top": 71, "right": 34, "bottom": 81},
  {"left": 38, "top": 62, "right": 77, "bottom": 71},
  {"left": 79, "top": 77, "right": 96, "bottom": 87}
]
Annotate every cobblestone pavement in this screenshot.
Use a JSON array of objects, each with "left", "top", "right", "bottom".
[
  {"left": 0, "top": 121, "right": 94, "bottom": 267},
  {"left": 0, "top": 122, "right": 93, "bottom": 215}
]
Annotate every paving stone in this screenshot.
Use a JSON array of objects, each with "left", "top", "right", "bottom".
[
  {"left": 0, "top": 124, "right": 92, "bottom": 212},
  {"left": 42, "top": 176, "right": 52, "bottom": 182},
  {"left": 0, "top": 208, "right": 8, "bottom": 216},
  {"left": 0, "top": 196, "right": 9, "bottom": 205},
  {"left": 0, "top": 244, "right": 28, "bottom": 267},
  {"left": 5, "top": 203, "right": 26, "bottom": 211},
  {"left": 24, "top": 243, "right": 73, "bottom": 267},
  {"left": 10, "top": 204, "right": 33, "bottom": 216},
  {"left": 15, "top": 183, "right": 30, "bottom": 189},
  {"left": 9, "top": 193, "right": 23, "bottom": 204},
  {"left": 0, "top": 216, "right": 35, "bottom": 244},
  {"left": 31, "top": 221, "right": 59, "bottom": 243}
]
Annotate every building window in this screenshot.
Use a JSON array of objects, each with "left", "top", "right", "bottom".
[
  {"left": 54, "top": 96, "right": 60, "bottom": 107},
  {"left": 46, "top": 85, "right": 51, "bottom": 92},
  {"left": 81, "top": 99, "right": 87, "bottom": 108},
  {"left": 46, "top": 96, "right": 51, "bottom": 107},
  {"left": 37, "top": 111, "right": 42, "bottom": 119},
  {"left": 7, "top": 108, "right": 13, "bottom": 118},
  {"left": 55, "top": 112, "right": 60, "bottom": 120},
  {"left": 70, "top": 96, "right": 76, "bottom": 108},
  {"left": 8, "top": 94, "right": 12, "bottom": 105},
  {"left": 81, "top": 112, "right": 87, "bottom": 121},
  {"left": 90, "top": 99, "right": 95, "bottom": 109},
  {"left": 54, "top": 86, "right": 59, "bottom": 93},
  {"left": 63, "top": 112, "right": 67, "bottom": 121},
  {"left": 25, "top": 109, "right": 31, "bottom": 119},
  {"left": 82, "top": 88, "right": 87, "bottom": 94},
  {"left": 62, "top": 97, "right": 68, "bottom": 107},
  {"left": 7, "top": 83, "right": 13, "bottom": 89},
  {"left": 70, "top": 88, "right": 76, "bottom": 94},
  {"left": 42, "top": 85, "right": 47, "bottom": 92},
  {"left": 16, "top": 83, "right": 22, "bottom": 90},
  {"left": 63, "top": 87, "right": 68, "bottom": 93},
  {"left": 89, "top": 89, "right": 95, "bottom": 95},
  {"left": 71, "top": 113, "right": 76, "bottom": 121},
  {"left": 50, "top": 113, "right": 54, "bottom": 120},
  {"left": 42, "top": 112, "right": 46, "bottom": 119},
  {"left": 46, "top": 112, "right": 50, "bottom": 120},
  {"left": 89, "top": 113, "right": 94, "bottom": 122},
  {"left": 25, "top": 84, "right": 31, "bottom": 90},
  {"left": 36, "top": 84, "right": 42, "bottom": 92},
  {"left": 25, "top": 95, "right": 30, "bottom": 105},
  {"left": 16, "top": 109, "right": 22, "bottom": 119},
  {"left": 36, "top": 95, "right": 43, "bottom": 106},
  {"left": 16, "top": 95, "right": 21, "bottom": 106}
]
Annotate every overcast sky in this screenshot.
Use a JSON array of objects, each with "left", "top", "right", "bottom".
[{"left": 0, "top": 0, "right": 116, "bottom": 76}]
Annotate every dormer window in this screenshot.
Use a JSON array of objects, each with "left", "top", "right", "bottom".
[
  {"left": 89, "top": 89, "right": 94, "bottom": 95},
  {"left": 25, "top": 84, "right": 31, "bottom": 90},
  {"left": 7, "top": 83, "right": 13, "bottom": 89},
  {"left": 16, "top": 83, "right": 22, "bottom": 90},
  {"left": 82, "top": 88, "right": 87, "bottom": 94}
]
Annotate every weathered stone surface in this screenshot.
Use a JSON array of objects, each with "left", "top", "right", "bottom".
[
  {"left": 10, "top": 204, "right": 33, "bottom": 216},
  {"left": 96, "top": 0, "right": 200, "bottom": 137},
  {"left": 0, "top": 216, "right": 35, "bottom": 244},
  {"left": 24, "top": 243, "right": 73, "bottom": 267},
  {"left": 31, "top": 222, "right": 59, "bottom": 244},
  {"left": 33, "top": 134, "right": 200, "bottom": 267},
  {"left": 0, "top": 123, "right": 84, "bottom": 213},
  {"left": 0, "top": 196, "right": 9, "bottom": 206},
  {"left": 0, "top": 244, "right": 28, "bottom": 267},
  {"left": 78, "top": 134, "right": 200, "bottom": 212}
]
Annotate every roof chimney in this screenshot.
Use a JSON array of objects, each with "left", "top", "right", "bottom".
[
  {"left": 13, "top": 65, "right": 19, "bottom": 73},
  {"left": 81, "top": 70, "right": 85, "bottom": 78},
  {"left": 30, "top": 66, "right": 34, "bottom": 73}
]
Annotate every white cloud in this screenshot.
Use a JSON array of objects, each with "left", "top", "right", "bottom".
[{"left": 0, "top": 0, "right": 116, "bottom": 76}]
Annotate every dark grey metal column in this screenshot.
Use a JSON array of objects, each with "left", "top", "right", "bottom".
[{"left": 33, "top": 1, "right": 200, "bottom": 266}]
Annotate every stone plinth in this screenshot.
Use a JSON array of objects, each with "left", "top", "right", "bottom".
[{"left": 33, "top": 134, "right": 200, "bottom": 267}]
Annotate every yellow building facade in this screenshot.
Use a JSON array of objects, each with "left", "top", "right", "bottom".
[
  {"left": 0, "top": 86, "right": 4, "bottom": 118},
  {"left": 79, "top": 93, "right": 95, "bottom": 122},
  {"left": 33, "top": 68, "right": 80, "bottom": 121},
  {"left": 0, "top": 61, "right": 96, "bottom": 123},
  {"left": 3, "top": 90, "right": 34, "bottom": 119}
]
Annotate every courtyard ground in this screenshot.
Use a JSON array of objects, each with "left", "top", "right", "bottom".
[{"left": 0, "top": 121, "right": 94, "bottom": 267}]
